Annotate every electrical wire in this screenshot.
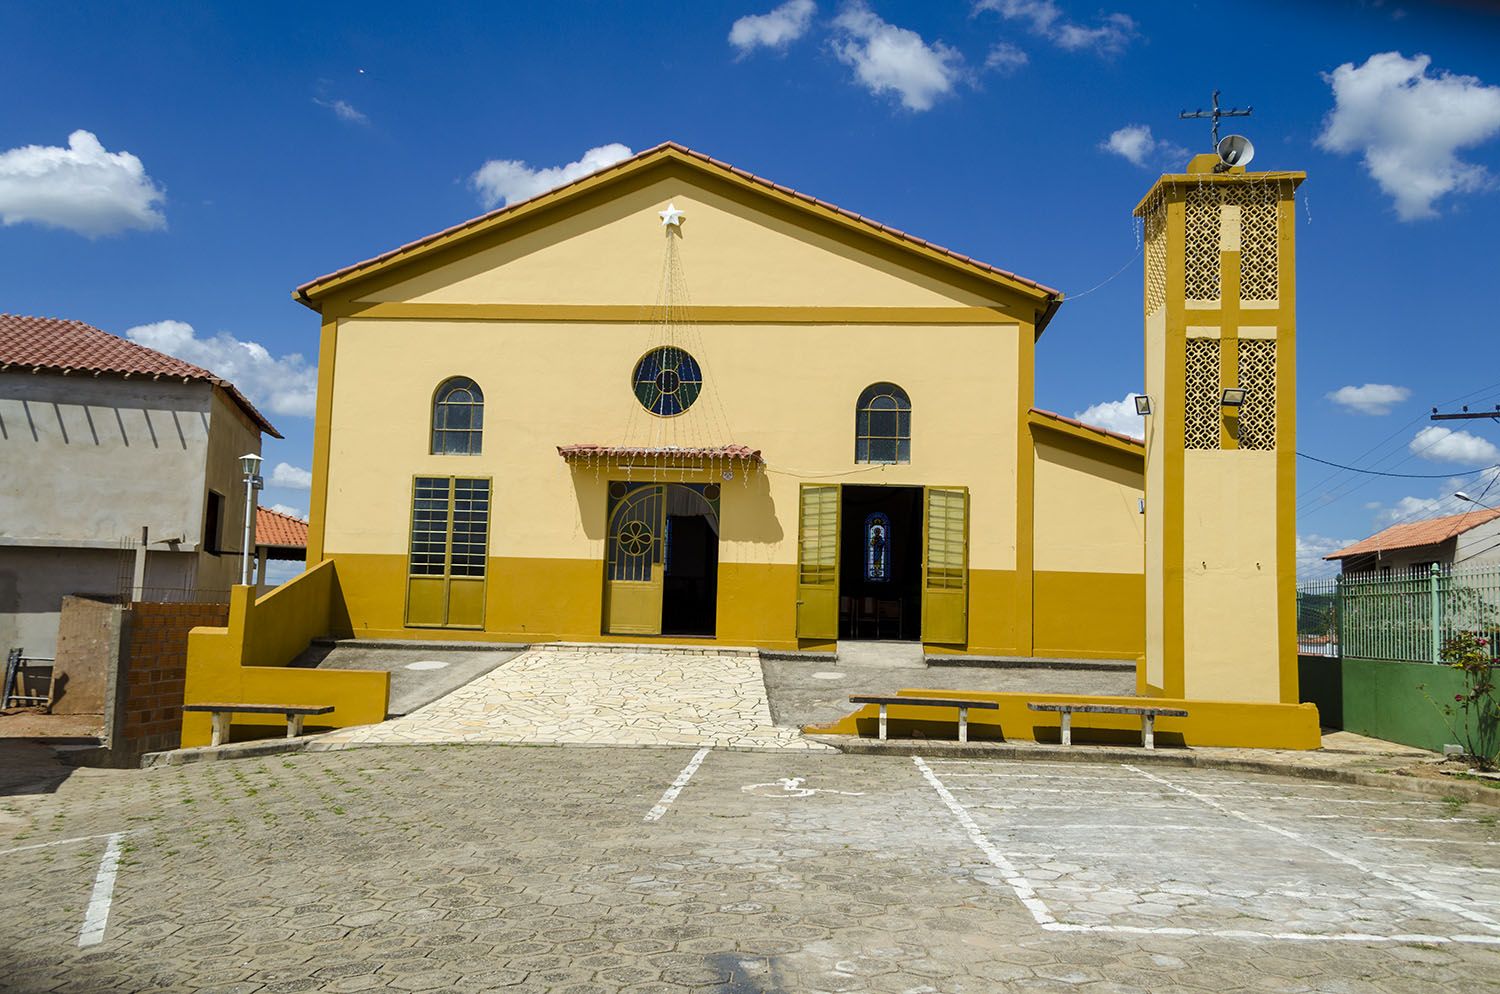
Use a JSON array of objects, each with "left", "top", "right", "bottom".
[
  {"left": 1062, "top": 246, "right": 1143, "bottom": 302},
  {"left": 1295, "top": 453, "right": 1498, "bottom": 479}
]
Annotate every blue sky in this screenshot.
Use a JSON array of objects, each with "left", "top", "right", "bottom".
[{"left": 3, "top": 0, "right": 1499, "bottom": 576}]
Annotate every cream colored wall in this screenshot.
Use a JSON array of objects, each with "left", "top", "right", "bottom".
[
  {"left": 1144, "top": 307, "right": 1166, "bottom": 688},
  {"left": 361, "top": 175, "right": 998, "bottom": 309},
  {"left": 322, "top": 318, "right": 1020, "bottom": 570},
  {"left": 1031, "top": 438, "right": 1143, "bottom": 574},
  {"left": 1181, "top": 451, "right": 1280, "bottom": 701}
]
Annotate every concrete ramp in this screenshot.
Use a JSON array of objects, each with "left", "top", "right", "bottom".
[
  {"left": 835, "top": 641, "right": 926, "bottom": 669},
  {"left": 294, "top": 641, "right": 524, "bottom": 717}
]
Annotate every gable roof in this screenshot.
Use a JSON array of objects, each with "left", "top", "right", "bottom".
[
  {"left": 0, "top": 313, "right": 281, "bottom": 438},
  {"left": 294, "top": 142, "right": 1063, "bottom": 329},
  {"left": 1028, "top": 407, "right": 1144, "bottom": 459},
  {"left": 256, "top": 506, "right": 308, "bottom": 548},
  {"left": 1325, "top": 507, "right": 1500, "bottom": 561}
]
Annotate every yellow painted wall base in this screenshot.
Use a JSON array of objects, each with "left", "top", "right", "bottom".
[
  {"left": 181, "top": 562, "right": 390, "bottom": 747},
  {"left": 325, "top": 552, "right": 1144, "bottom": 660},
  {"left": 807, "top": 688, "right": 1321, "bottom": 750}
]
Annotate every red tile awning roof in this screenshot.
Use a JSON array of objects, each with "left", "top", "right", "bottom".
[
  {"left": 558, "top": 443, "right": 763, "bottom": 465},
  {"left": 1324, "top": 507, "right": 1500, "bottom": 560},
  {"left": 255, "top": 506, "right": 308, "bottom": 548},
  {"left": 1029, "top": 407, "right": 1144, "bottom": 448},
  {"left": 295, "top": 142, "right": 1062, "bottom": 326},
  {"left": 0, "top": 313, "right": 281, "bottom": 437}
]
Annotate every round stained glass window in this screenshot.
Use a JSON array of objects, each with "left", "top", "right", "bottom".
[{"left": 632, "top": 347, "right": 702, "bottom": 417}]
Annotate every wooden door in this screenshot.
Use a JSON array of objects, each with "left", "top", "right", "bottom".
[
  {"left": 796, "top": 484, "right": 840, "bottom": 639},
  {"left": 921, "top": 486, "right": 968, "bottom": 644},
  {"left": 405, "top": 476, "right": 490, "bottom": 629},
  {"left": 605, "top": 484, "right": 665, "bottom": 635}
]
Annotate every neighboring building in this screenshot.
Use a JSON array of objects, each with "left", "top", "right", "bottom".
[
  {"left": 0, "top": 314, "right": 280, "bottom": 656},
  {"left": 254, "top": 506, "right": 308, "bottom": 592},
  {"left": 291, "top": 143, "right": 1146, "bottom": 659},
  {"left": 1324, "top": 507, "right": 1500, "bottom": 575}
]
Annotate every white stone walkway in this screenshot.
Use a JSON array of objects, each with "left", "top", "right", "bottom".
[{"left": 316, "top": 643, "right": 832, "bottom": 752}]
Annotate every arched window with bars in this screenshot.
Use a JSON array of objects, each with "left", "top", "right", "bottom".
[
  {"left": 855, "top": 382, "right": 911, "bottom": 464},
  {"left": 431, "top": 377, "right": 484, "bottom": 455}
]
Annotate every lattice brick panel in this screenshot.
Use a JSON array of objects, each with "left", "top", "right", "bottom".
[
  {"left": 1144, "top": 197, "right": 1167, "bottom": 315},
  {"left": 1184, "top": 337, "right": 1222, "bottom": 450},
  {"left": 1229, "top": 184, "right": 1279, "bottom": 302},
  {"left": 1184, "top": 188, "right": 1221, "bottom": 301},
  {"left": 1237, "top": 338, "right": 1277, "bottom": 450}
]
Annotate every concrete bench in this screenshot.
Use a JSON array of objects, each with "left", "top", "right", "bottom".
[
  {"left": 182, "top": 703, "right": 335, "bottom": 747},
  {"left": 1027, "top": 702, "right": 1189, "bottom": 750},
  {"left": 850, "top": 695, "right": 1000, "bottom": 744}
]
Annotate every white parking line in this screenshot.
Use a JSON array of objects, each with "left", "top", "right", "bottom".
[
  {"left": 913, "top": 756, "right": 1055, "bottom": 926},
  {"left": 643, "top": 748, "right": 711, "bottom": 823},
  {"left": 77, "top": 833, "right": 124, "bottom": 948},
  {"left": 0, "top": 831, "right": 131, "bottom": 858},
  {"left": 1122, "top": 764, "right": 1500, "bottom": 936}
]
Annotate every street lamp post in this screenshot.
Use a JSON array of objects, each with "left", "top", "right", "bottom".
[
  {"left": 1455, "top": 491, "right": 1497, "bottom": 511},
  {"left": 239, "top": 453, "right": 264, "bottom": 587}
]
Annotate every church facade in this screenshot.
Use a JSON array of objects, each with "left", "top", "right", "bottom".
[{"left": 293, "top": 143, "right": 1145, "bottom": 659}]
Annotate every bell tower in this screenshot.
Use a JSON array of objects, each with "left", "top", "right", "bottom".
[{"left": 1134, "top": 152, "right": 1305, "bottom": 703}]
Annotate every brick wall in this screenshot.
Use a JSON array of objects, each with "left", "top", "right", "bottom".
[{"left": 117, "top": 601, "right": 228, "bottom": 756}]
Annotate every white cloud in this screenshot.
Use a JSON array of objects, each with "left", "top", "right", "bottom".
[
  {"left": 831, "top": 2, "right": 965, "bottom": 112},
  {"left": 984, "top": 42, "right": 1029, "bottom": 75},
  {"left": 0, "top": 130, "right": 165, "bottom": 237},
  {"left": 1317, "top": 52, "right": 1500, "bottom": 220},
  {"left": 269, "top": 462, "right": 313, "bottom": 490},
  {"left": 266, "top": 503, "right": 307, "bottom": 519},
  {"left": 1073, "top": 393, "right": 1145, "bottom": 440},
  {"left": 470, "top": 143, "right": 634, "bottom": 209},
  {"left": 1378, "top": 494, "right": 1449, "bottom": 523},
  {"left": 1408, "top": 425, "right": 1500, "bottom": 464},
  {"left": 730, "top": 0, "right": 816, "bottom": 54},
  {"left": 124, "top": 320, "right": 318, "bottom": 419},
  {"left": 315, "top": 98, "right": 368, "bottom": 125},
  {"left": 1100, "top": 124, "right": 1188, "bottom": 169},
  {"left": 1326, "top": 382, "right": 1411, "bottom": 415},
  {"left": 974, "top": 0, "right": 1137, "bottom": 56},
  {"left": 1298, "top": 532, "right": 1356, "bottom": 575}
]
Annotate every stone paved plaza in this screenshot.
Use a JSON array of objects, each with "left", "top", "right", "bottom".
[
  {"left": 317, "top": 646, "right": 831, "bottom": 752},
  {"left": 1, "top": 744, "right": 1497, "bottom": 993}
]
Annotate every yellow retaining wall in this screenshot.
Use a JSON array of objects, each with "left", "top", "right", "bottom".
[
  {"left": 182, "top": 560, "right": 389, "bottom": 747},
  {"left": 807, "top": 689, "right": 1321, "bottom": 750}
]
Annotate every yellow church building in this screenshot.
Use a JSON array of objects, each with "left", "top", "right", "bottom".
[{"left": 289, "top": 143, "right": 1146, "bottom": 660}]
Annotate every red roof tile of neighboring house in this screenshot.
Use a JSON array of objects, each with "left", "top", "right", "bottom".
[
  {"left": 295, "top": 141, "right": 1062, "bottom": 309},
  {"left": 255, "top": 506, "right": 308, "bottom": 548},
  {"left": 1324, "top": 508, "right": 1500, "bottom": 560},
  {"left": 0, "top": 313, "right": 281, "bottom": 437},
  {"left": 1029, "top": 407, "right": 1145, "bottom": 448}
]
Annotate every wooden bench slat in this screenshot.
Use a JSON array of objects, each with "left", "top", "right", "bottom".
[
  {"left": 183, "top": 704, "right": 335, "bottom": 715},
  {"left": 850, "top": 696, "right": 999, "bottom": 709}
]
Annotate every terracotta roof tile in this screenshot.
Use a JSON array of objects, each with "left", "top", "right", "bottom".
[
  {"left": 558, "top": 443, "right": 763, "bottom": 465},
  {"left": 0, "top": 313, "right": 281, "bottom": 437},
  {"left": 255, "top": 506, "right": 308, "bottom": 548},
  {"left": 1029, "top": 407, "right": 1145, "bottom": 448},
  {"left": 1325, "top": 507, "right": 1500, "bottom": 560},
  {"left": 296, "top": 141, "right": 1062, "bottom": 304}
]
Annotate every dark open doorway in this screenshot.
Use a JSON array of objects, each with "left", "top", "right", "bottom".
[
  {"left": 661, "top": 484, "right": 719, "bottom": 636},
  {"left": 839, "top": 485, "right": 922, "bottom": 641}
]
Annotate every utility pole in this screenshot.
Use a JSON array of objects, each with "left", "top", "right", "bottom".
[
  {"left": 1430, "top": 405, "right": 1500, "bottom": 423},
  {"left": 1180, "top": 89, "right": 1253, "bottom": 149}
]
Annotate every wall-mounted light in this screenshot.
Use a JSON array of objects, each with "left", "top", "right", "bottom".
[
  {"left": 1221, "top": 387, "right": 1246, "bottom": 408},
  {"left": 1133, "top": 395, "right": 1152, "bottom": 416}
]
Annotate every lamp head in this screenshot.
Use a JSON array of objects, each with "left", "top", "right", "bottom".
[
  {"left": 239, "top": 453, "right": 263, "bottom": 477},
  {"left": 1221, "top": 387, "right": 1247, "bottom": 408},
  {"left": 1133, "top": 395, "right": 1152, "bottom": 416}
]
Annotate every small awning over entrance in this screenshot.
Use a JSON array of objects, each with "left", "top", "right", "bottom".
[{"left": 557, "top": 444, "right": 764, "bottom": 468}]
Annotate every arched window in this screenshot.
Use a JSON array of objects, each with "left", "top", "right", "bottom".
[
  {"left": 855, "top": 382, "right": 911, "bottom": 464},
  {"left": 431, "top": 377, "right": 483, "bottom": 455}
]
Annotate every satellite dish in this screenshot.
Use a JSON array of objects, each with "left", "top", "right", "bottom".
[{"left": 1217, "top": 134, "right": 1255, "bottom": 169}]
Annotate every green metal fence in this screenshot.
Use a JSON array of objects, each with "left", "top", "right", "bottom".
[{"left": 1297, "top": 563, "right": 1500, "bottom": 662}]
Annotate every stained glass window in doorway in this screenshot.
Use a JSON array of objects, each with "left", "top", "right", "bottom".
[{"left": 865, "top": 512, "right": 891, "bottom": 582}]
